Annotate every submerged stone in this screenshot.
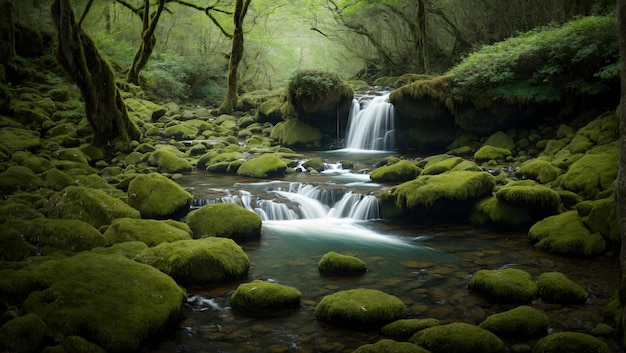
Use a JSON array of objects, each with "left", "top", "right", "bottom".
[
  {"left": 410, "top": 322, "right": 505, "bottom": 353},
  {"left": 353, "top": 339, "right": 429, "bottom": 353},
  {"left": 127, "top": 173, "right": 192, "bottom": 219},
  {"left": 370, "top": 160, "right": 421, "bottom": 182},
  {"left": 236, "top": 154, "right": 287, "bottom": 178},
  {"left": 136, "top": 237, "right": 249, "bottom": 285},
  {"left": 532, "top": 332, "right": 609, "bottom": 353},
  {"left": 230, "top": 280, "right": 301, "bottom": 315},
  {"left": 318, "top": 251, "right": 367, "bottom": 275},
  {"left": 536, "top": 271, "right": 588, "bottom": 304},
  {"left": 315, "top": 288, "right": 406, "bottom": 328},
  {"left": 102, "top": 218, "right": 192, "bottom": 246},
  {"left": 186, "top": 202, "right": 262, "bottom": 241},
  {"left": 468, "top": 268, "right": 537, "bottom": 303},
  {"left": 480, "top": 305, "right": 549, "bottom": 338},
  {"left": 528, "top": 211, "right": 606, "bottom": 256}
]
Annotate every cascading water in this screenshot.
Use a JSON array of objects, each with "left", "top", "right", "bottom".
[{"left": 344, "top": 93, "right": 396, "bottom": 151}]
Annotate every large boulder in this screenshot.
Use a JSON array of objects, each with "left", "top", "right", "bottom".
[
  {"left": 127, "top": 173, "right": 192, "bottom": 219},
  {"left": 102, "top": 218, "right": 192, "bottom": 246},
  {"left": 528, "top": 211, "right": 606, "bottom": 256},
  {"left": 315, "top": 289, "right": 405, "bottom": 328},
  {"left": 560, "top": 145, "right": 617, "bottom": 200},
  {"left": 470, "top": 196, "right": 534, "bottom": 228},
  {"left": 516, "top": 158, "right": 562, "bottom": 184},
  {"left": 409, "top": 322, "right": 505, "bottom": 353},
  {"left": 237, "top": 154, "right": 287, "bottom": 178},
  {"left": 136, "top": 237, "right": 249, "bottom": 285},
  {"left": 0, "top": 165, "right": 46, "bottom": 193},
  {"left": 381, "top": 318, "right": 441, "bottom": 340},
  {"left": 494, "top": 183, "right": 561, "bottom": 218},
  {"left": 230, "top": 280, "right": 301, "bottom": 315},
  {"left": 370, "top": 160, "right": 421, "bottom": 183},
  {"left": 0, "top": 225, "right": 37, "bottom": 261},
  {"left": 532, "top": 332, "right": 609, "bottom": 353},
  {"left": 0, "top": 252, "right": 186, "bottom": 353},
  {"left": 186, "top": 202, "right": 262, "bottom": 241},
  {"left": 468, "top": 268, "right": 537, "bottom": 303},
  {"left": 147, "top": 147, "right": 193, "bottom": 173},
  {"left": 0, "top": 313, "right": 47, "bottom": 353},
  {"left": 270, "top": 119, "right": 323, "bottom": 148},
  {"left": 536, "top": 271, "right": 588, "bottom": 304},
  {"left": 480, "top": 305, "right": 549, "bottom": 338}
]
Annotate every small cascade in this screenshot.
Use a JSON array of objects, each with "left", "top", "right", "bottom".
[{"left": 345, "top": 93, "right": 396, "bottom": 151}]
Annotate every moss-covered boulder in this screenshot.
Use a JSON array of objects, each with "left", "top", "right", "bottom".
[
  {"left": 230, "top": 280, "right": 301, "bottom": 315},
  {"left": 0, "top": 224, "right": 37, "bottom": 261},
  {"left": 391, "top": 171, "right": 495, "bottom": 220},
  {"left": 186, "top": 203, "right": 262, "bottom": 241},
  {"left": 528, "top": 211, "right": 606, "bottom": 256},
  {"left": 421, "top": 156, "right": 465, "bottom": 175},
  {"left": 560, "top": 146, "right": 617, "bottom": 200},
  {"left": 302, "top": 158, "right": 325, "bottom": 172},
  {"left": 136, "top": 237, "right": 249, "bottom": 285},
  {"left": 39, "top": 168, "right": 77, "bottom": 191},
  {"left": 0, "top": 252, "right": 186, "bottom": 353},
  {"left": 0, "top": 165, "right": 47, "bottom": 193},
  {"left": 102, "top": 218, "right": 192, "bottom": 246},
  {"left": 318, "top": 251, "right": 367, "bottom": 275},
  {"left": 163, "top": 123, "right": 198, "bottom": 140},
  {"left": 315, "top": 289, "right": 406, "bottom": 328},
  {"left": 41, "top": 186, "right": 140, "bottom": 228},
  {"left": 516, "top": 159, "right": 562, "bottom": 184},
  {"left": 127, "top": 173, "right": 192, "bottom": 219},
  {"left": 12, "top": 151, "right": 55, "bottom": 173},
  {"left": 270, "top": 119, "right": 323, "bottom": 147},
  {"left": 484, "top": 130, "right": 516, "bottom": 150},
  {"left": 536, "top": 272, "right": 588, "bottom": 304},
  {"left": 353, "top": 339, "right": 430, "bottom": 353},
  {"left": 474, "top": 145, "right": 512, "bottom": 163},
  {"left": 255, "top": 96, "right": 285, "bottom": 124},
  {"left": 43, "top": 335, "right": 106, "bottom": 353},
  {"left": 480, "top": 306, "right": 549, "bottom": 338},
  {"left": 0, "top": 127, "right": 41, "bottom": 153},
  {"left": 468, "top": 268, "right": 537, "bottom": 303},
  {"left": 147, "top": 147, "right": 193, "bottom": 173},
  {"left": 5, "top": 218, "right": 108, "bottom": 255},
  {"left": 578, "top": 197, "right": 619, "bottom": 245},
  {"left": 532, "top": 332, "right": 609, "bottom": 353},
  {"left": 0, "top": 201, "right": 45, "bottom": 222},
  {"left": 495, "top": 184, "right": 561, "bottom": 217},
  {"left": 237, "top": 154, "right": 287, "bottom": 178},
  {"left": 0, "top": 313, "right": 47, "bottom": 353},
  {"left": 470, "top": 196, "right": 534, "bottom": 228},
  {"left": 409, "top": 322, "right": 505, "bottom": 353},
  {"left": 380, "top": 318, "right": 441, "bottom": 340},
  {"left": 370, "top": 160, "right": 421, "bottom": 183}
]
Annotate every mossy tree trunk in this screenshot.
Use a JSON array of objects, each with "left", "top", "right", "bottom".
[
  {"left": 125, "top": 0, "right": 166, "bottom": 86},
  {"left": 618, "top": 0, "right": 626, "bottom": 347},
  {"left": 51, "top": 0, "right": 141, "bottom": 151},
  {"left": 218, "top": 0, "right": 251, "bottom": 114}
]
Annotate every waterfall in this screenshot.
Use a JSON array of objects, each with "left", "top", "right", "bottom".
[{"left": 344, "top": 93, "right": 396, "bottom": 151}]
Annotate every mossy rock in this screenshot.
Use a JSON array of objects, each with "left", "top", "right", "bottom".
[
  {"left": 528, "top": 211, "right": 606, "bottom": 256},
  {"left": 468, "top": 268, "right": 537, "bottom": 303},
  {"left": 409, "top": 322, "right": 505, "bottom": 353},
  {"left": 0, "top": 252, "right": 186, "bottom": 353},
  {"left": 480, "top": 306, "right": 549, "bottom": 338},
  {"left": 12, "top": 151, "right": 55, "bottom": 173},
  {"left": 536, "top": 272, "right": 588, "bottom": 304},
  {"left": 5, "top": 218, "right": 108, "bottom": 255},
  {"left": 237, "top": 154, "right": 287, "bottom": 178},
  {"left": 318, "top": 251, "right": 367, "bottom": 275},
  {"left": 0, "top": 313, "right": 47, "bottom": 353},
  {"left": 256, "top": 97, "right": 287, "bottom": 124},
  {"left": 163, "top": 123, "right": 198, "bottom": 140},
  {"left": 532, "top": 332, "right": 609, "bottom": 353},
  {"left": 0, "top": 224, "right": 37, "bottom": 261},
  {"left": 422, "top": 156, "right": 464, "bottom": 175},
  {"left": 353, "top": 339, "right": 430, "bottom": 353},
  {"left": 0, "top": 201, "right": 45, "bottom": 222},
  {"left": 474, "top": 145, "right": 512, "bottom": 163},
  {"left": 495, "top": 184, "right": 560, "bottom": 217},
  {"left": 302, "top": 158, "right": 324, "bottom": 172},
  {"left": 147, "top": 147, "right": 193, "bottom": 173},
  {"left": 230, "top": 280, "right": 301, "bottom": 315},
  {"left": 38, "top": 168, "right": 76, "bottom": 191},
  {"left": 371, "top": 160, "right": 421, "bottom": 183},
  {"left": 270, "top": 119, "right": 323, "bottom": 147},
  {"left": 560, "top": 146, "right": 617, "bottom": 200},
  {"left": 0, "top": 165, "right": 47, "bottom": 193},
  {"left": 470, "top": 196, "right": 534, "bottom": 228},
  {"left": 41, "top": 186, "right": 140, "bottom": 228},
  {"left": 127, "top": 173, "right": 192, "bottom": 219},
  {"left": 484, "top": 130, "right": 516, "bottom": 150},
  {"left": 577, "top": 197, "right": 619, "bottom": 244},
  {"left": 516, "top": 159, "right": 562, "bottom": 184},
  {"left": 52, "top": 148, "right": 91, "bottom": 165},
  {"left": 44, "top": 335, "right": 106, "bottom": 353},
  {"left": 380, "top": 318, "right": 441, "bottom": 340},
  {"left": 102, "top": 218, "right": 192, "bottom": 246},
  {"left": 392, "top": 171, "right": 495, "bottom": 218},
  {"left": 575, "top": 112, "right": 618, "bottom": 146},
  {"left": 0, "top": 127, "right": 41, "bottom": 153},
  {"left": 315, "top": 289, "right": 406, "bottom": 328},
  {"left": 136, "top": 237, "right": 249, "bottom": 285},
  {"left": 555, "top": 189, "right": 582, "bottom": 209},
  {"left": 186, "top": 203, "right": 262, "bottom": 241}
]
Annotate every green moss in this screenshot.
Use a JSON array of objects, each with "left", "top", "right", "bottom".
[
  {"left": 516, "top": 159, "right": 562, "bottom": 184},
  {"left": 147, "top": 147, "right": 193, "bottom": 173},
  {"left": 480, "top": 306, "right": 548, "bottom": 338},
  {"left": 495, "top": 184, "right": 560, "bottom": 217},
  {"left": 127, "top": 173, "right": 192, "bottom": 219},
  {"left": 353, "top": 339, "right": 430, "bottom": 353},
  {"left": 75, "top": 174, "right": 114, "bottom": 190},
  {"left": 532, "top": 332, "right": 609, "bottom": 353},
  {"left": 271, "top": 119, "right": 322, "bottom": 147},
  {"left": 410, "top": 322, "right": 505, "bottom": 353},
  {"left": 576, "top": 112, "right": 618, "bottom": 146},
  {"left": 12, "top": 151, "right": 55, "bottom": 173},
  {"left": 577, "top": 197, "right": 619, "bottom": 245},
  {"left": 0, "top": 224, "right": 37, "bottom": 261},
  {"left": 0, "top": 313, "right": 47, "bottom": 353},
  {"left": 318, "top": 251, "right": 367, "bottom": 275},
  {"left": 468, "top": 268, "right": 537, "bottom": 303},
  {"left": 0, "top": 253, "right": 186, "bottom": 353},
  {"left": 52, "top": 148, "right": 91, "bottom": 165},
  {"left": 41, "top": 186, "right": 140, "bottom": 228},
  {"left": 560, "top": 146, "right": 617, "bottom": 200},
  {"left": 393, "top": 171, "right": 495, "bottom": 210},
  {"left": 380, "top": 318, "right": 441, "bottom": 340},
  {"left": 371, "top": 160, "right": 421, "bottom": 183},
  {"left": 186, "top": 203, "right": 262, "bottom": 241},
  {"left": 0, "top": 201, "right": 44, "bottom": 222},
  {"left": 91, "top": 241, "right": 148, "bottom": 259},
  {"left": 237, "top": 154, "right": 287, "bottom": 178},
  {"left": 136, "top": 237, "right": 249, "bottom": 285},
  {"left": 163, "top": 123, "right": 198, "bottom": 140},
  {"left": 57, "top": 336, "right": 106, "bottom": 353},
  {"left": 5, "top": 218, "right": 108, "bottom": 255},
  {"left": 555, "top": 189, "right": 582, "bottom": 209},
  {"left": 422, "top": 156, "right": 464, "bottom": 175},
  {"left": 528, "top": 211, "right": 606, "bottom": 256},
  {"left": 0, "top": 127, "right": 41, "bottom": 153},
  {"left": 470, "top": 196, "right": 534, "bottom": 228},
  {"left": 302, "top": 158, "right": 324, "bottom": 172},
  {"left": 484, "top": 131, "right": 515, "bottom": 150},
  {"left": 230, "top": 280, "right": 301, "bottom": 315},
  {"left": 102, "top": 218, "right": 192, "bottom": 246},
  {"left": 0, "top": 165, "right": 47, "bottom": 192},
  {"left": 474, "top": 145, "right": 512, "bottom": 163},
  {"left": 315, "top": 289, "right": 405, "bottom": 328},
  {"left": 536, "top": 272, "right": 588, "bottom": 304}
]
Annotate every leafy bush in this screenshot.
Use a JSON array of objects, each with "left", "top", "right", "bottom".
[
  {"left": 448, "top": 15, "right": 619, "bottom": 105},
  {"left": 287, "top": 70, "right": 344, "bottom": 100}
]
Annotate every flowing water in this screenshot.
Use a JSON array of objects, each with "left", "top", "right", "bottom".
[{"left": 143, "top": 97, "right": 621, "bottom": 352}]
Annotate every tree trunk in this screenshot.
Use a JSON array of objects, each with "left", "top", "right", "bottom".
[
  {"left": 52, "top": 0, "right": 141, "bottom": 151},
  {"left": 219, "top": 0, "right": 251, "bottom": 114},
  {"left": 416, "top": 0, "right": 429, "bottom": 73},
  {"left": 0, "top": 1, "right": 15, "bottom": 66},
  {"left": 618, "top": 0, "right": 626, "bottom": 347},
  {"left": 126, "top": 0, "right": 165, "bottom": 85}
]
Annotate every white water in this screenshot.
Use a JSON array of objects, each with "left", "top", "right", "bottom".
[{"left": 344, "top": 93, "right": 396, "bottom": 151}]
